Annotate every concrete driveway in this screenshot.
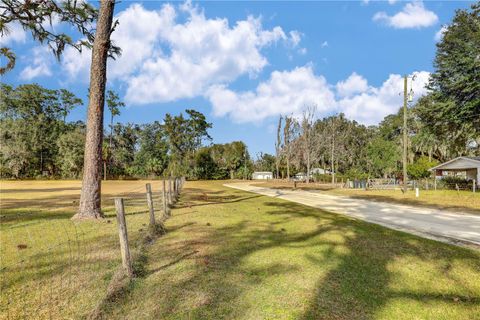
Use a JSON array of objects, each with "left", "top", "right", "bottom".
[{"left": 224, "top": 182, "right": 480, "bottom": 248}]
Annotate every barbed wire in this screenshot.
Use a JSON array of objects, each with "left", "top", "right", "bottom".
[{"left": 0, "top": 178, "right": 181, "bottom": 319}]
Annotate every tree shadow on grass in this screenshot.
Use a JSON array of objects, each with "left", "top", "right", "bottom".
[
  {"left": 0, "top": 187, "right": 81, "bottom": 194},
  {"left": 263, "top": 202, "right": 480, "bottom": 319},
  {"left": 95, "top": 186, "right": 480, "bottom": 319},
  {"left": 0, "top": 210, "right": 74, "bottom": 224},
  {"left": 174, "top": 194, "right": 262, "bottom": 209},
  {"left": 138, "top": 219, "right": 334, "bottom": 319}
]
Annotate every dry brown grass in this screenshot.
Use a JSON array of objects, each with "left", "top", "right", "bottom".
[{"left": 0, "top": 179, "right": 166, "bottom": 319}]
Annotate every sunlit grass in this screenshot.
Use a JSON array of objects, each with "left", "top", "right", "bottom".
[
  {"left": 0, "top": 180, "right": 167, "bottom": 319},
  {"left": 99, "top": 181, "right": 480, "bottom": 320}
]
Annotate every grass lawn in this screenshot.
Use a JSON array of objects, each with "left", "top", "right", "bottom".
[
  {"left": 0, "top": 180, "right": 166, "bottom": 319},
  {"left": 1, "top": 180, "right": 480, "bottom": 319},
  {"left": 101, "top": 181, "right": 480, "bottom": 320},
  {"left": 254, "top": 181, "right": 480, "bottom": 214}
]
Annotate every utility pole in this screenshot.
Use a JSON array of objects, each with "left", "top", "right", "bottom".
[{"left": 403, "top": 75, "right": 408, "bottom": 193}]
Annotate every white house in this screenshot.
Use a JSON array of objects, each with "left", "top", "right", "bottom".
[
  {"left": 311, "top": 168, "right": 331, "bottom": 175},
  {"left": 430, "top": 156, "right": 480, "bottom": 186},
  {"left": 252, "top": 171, "right": 273, "bottom": 180},
  {"left": 294, "top": 172, "right": 307, "bottom": 181}
]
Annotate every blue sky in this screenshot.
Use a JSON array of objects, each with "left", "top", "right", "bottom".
[{"left": 1, "top": 0, "right": 473, "bottom": 157}]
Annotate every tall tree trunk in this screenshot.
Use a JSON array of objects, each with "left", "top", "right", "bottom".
[
  {"left": 105, "top": 113, "right": 114, "bottom": 181},
  {"left": 306, "top": 148, "right": 310, "bottom": 184},
  {"left": 103, "top": 161, "right": 107, "bottom": 181},
  {"left": 286, "top": 148, "right": 290, "bottom": 180},
  {"left": 109, "top": 114, "right": 114, "bottom": 149},
  {"left": 275, "top": 116, "right": 282, "bottom": 179},
  {"left": 76, "top": 0, "right": 115, "bottom": 219},
  {"left": 331, "top": 134, "right": 335, "bottom": 184},
  {"left": 275, "top": 157, "right": 279, "bottom": 179}
]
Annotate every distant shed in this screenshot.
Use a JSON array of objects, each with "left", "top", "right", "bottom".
[
  {"left": 252, "top": 171, "right": 273, "bottom": 180},
  {"left": 430, "top": 156, "right": 480, "bottom": 186}
]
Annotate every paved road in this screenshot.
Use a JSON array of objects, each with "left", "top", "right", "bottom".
[{"left": 224, "top": 182, "right": 480, "bottom": 247}]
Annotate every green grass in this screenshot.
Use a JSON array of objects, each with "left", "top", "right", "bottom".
[
  {"left": 1, "top": 180, "right": 479, "bottom": 319},
  {"left": 0, "top": 180, "right": 166, "bottom": 319},
  {"left": 102, "top": 181, "right": 480, "bottom": 320}
]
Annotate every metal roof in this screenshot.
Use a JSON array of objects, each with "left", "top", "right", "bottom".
[{"left": 430, "top": 156, "right": 480, "bottom": 170}]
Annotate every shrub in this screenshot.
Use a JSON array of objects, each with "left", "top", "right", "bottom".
[{"left": 438, "top": 176, "right": 472, "bottom": 189}]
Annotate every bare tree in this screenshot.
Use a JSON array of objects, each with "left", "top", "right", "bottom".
[
  {"left": 300, "top": 105, "right": 317, "bottom": 184},
  {"left": 330, "top": 117, "right": 337, "bottom": 184},
  {"left": 283, "top": 115, "right": 295, "bottom": 180},
  {"left": 322, "top": 114, "right": 352, "bottom": 184},
  {"left": 76, "top": 0, "right": 117, "bottom": 219},
  {"left": 275, "top": 115, "right": 283, "bottom": 179}
]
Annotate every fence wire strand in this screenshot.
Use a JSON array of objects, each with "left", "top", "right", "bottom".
[{"left": 1, "top": 178, "right": 183, "bottom": 319}]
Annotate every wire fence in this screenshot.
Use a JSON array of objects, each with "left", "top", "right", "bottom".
[
  {"left": 0, "top": 177, "right": 185, "bottom": 320},
  {"left": 341, "top": 178, "right": 478, "bottom": 193}
]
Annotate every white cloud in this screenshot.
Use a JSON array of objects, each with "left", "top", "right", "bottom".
[
  {"left": 336, "top": 72, "right": 369, "bottom": 97},
  {"left": 373, "top": 1, "right": 438, "bottom": 29},
  {"left": 434, "top": 25, "right": 447, "bottom": 42},
  {"left": 62, "top": 2, "right": 300, "bottom": 105},
  {"left": 321, "top": 41, "right": 328, "bottom": 48},
  {"left": 289, "top": 31, "right": 302, "bottom": 47},
  {"left": 388, "top": 0, "right": 398, "bottom": 5},
  {"left": 337, "top": 71, "right": 430, "bottom": 124},
  {"left": 19, "top": 46, "right": 53, "bottom": 80},
  {"left": 207, "top": 67, "right": 430, "bottom": 125},
  {"left": 206, "top": 66, "right": 336, "bottom": 123},
  {"left": 0, "top": 23, "right": 26, "bottom": 46}
]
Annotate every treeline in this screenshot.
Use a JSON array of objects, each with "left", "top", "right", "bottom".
[
  {"left": 0, "top": 83, "right": 250, "bottom": 180},
  {"left": 267, "top": 4, "right": 479, "bottom": 182},
  {"left": 269, "top": 106, "right": 476, "bottom": 182}
]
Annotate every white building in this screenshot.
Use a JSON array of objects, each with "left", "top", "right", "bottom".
[
  {"left": 252, "top": 171, "right": 273, "bottom": 180},
  {"left": 311, "top": 168, "right": 331, "bottom": 175},
  {"left": 430, "top": 156, "right": 480, "bottom": 186}
]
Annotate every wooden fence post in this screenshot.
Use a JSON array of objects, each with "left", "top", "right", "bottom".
[
  {"left": 162, "top": 179, "right": 169, "bottom": 217},
  {"left": 473, "top": 180, "right": 476, "bottom": 193},
  {"left": 114, "top": 198, "right": 133, "bottom": 278},
  {"left": 146, "top": 183, "right": 155, "bottom": 226},
  {"left": 174, "top": 177, "right": 178, "bottom": 198},
  {"left": 168, "top": 178, "right": 173, "bottom": 204}
]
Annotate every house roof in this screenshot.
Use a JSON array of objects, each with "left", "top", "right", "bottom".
[{"left": 430, "top": 156, "right": 480, "bottom": 171}]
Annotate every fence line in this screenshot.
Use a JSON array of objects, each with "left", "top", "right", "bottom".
[
  {"left": 113, "top": 176, "right": 185, "bottom": 277},
  {"left": 0, "top": 176, "right": 186, "bottom": 319}
]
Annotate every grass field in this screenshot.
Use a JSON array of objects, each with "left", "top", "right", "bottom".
[
  {"left": 0, "top": 180, "right": 165, "bottom": 319},
  {"left": 1, "top": 180, "right": 480, "bottom": 319},
  {"left": 254, "top": 181, "right": 480, "bottom": 214}
]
